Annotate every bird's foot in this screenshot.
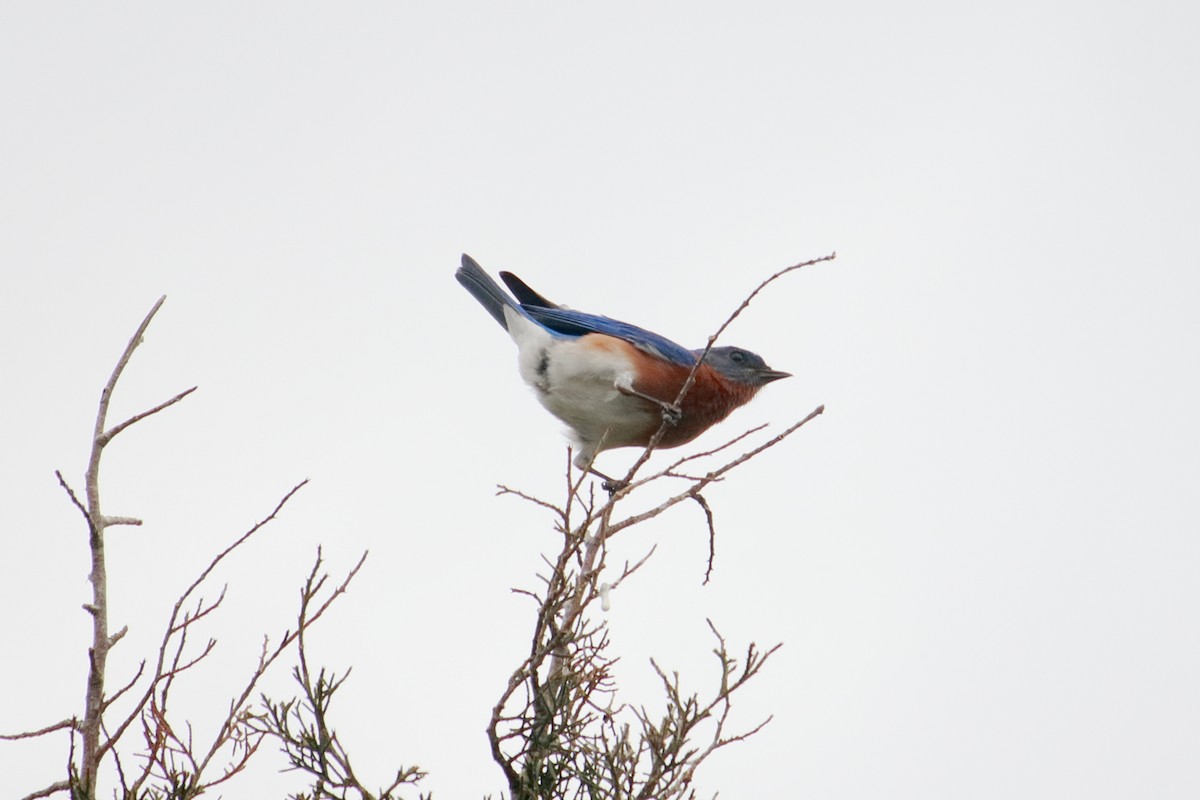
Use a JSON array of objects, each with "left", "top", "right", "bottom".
[
  {"left": 601, "top": 478, "right": 628, "bottom": 493},
  {"left": 615, "top": 377, "right": 682, "bottom": 426},
  {"left": 585, "top": 465, "right": 627, "bottom": 493}
]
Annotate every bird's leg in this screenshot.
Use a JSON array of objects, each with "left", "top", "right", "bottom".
[
  {"left": 589, "top": 466, "right": 628, "bottom": 494},
  {"left": 575, "top": 460, "right": 626, "bottom": 492},
  {"left": 574, "top": 445, "right": 627, "bottom": 493},
  {"left": 614, "top": 376, "right": 682, "bottom": 425}
]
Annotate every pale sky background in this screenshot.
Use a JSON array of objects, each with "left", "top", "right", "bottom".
[{"left": 3, "top": 2, "right": 1198, "bottom": 798}]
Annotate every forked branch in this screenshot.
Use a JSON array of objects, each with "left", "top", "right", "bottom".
[{"left": 71, "top": 296, "right": 196, "bottom": 798}]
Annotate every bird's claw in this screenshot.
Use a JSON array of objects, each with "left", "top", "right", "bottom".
[{"left": 661, "top": 403, "right": 683, "bottom": 425}]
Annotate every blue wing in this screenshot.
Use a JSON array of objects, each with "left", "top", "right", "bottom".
[
  {"left": 458, "top": 255, "right": 697, "bottom": 367},
  {"left": 525, "top": 306, "right": 697, "bottom": 367}
]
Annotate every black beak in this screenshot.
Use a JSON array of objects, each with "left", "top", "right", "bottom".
[{"left": 757, "top": 369, "right": 791, "bottom": 385}]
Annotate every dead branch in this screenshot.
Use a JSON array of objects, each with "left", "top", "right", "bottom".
[
  {"left": 256, "top": 550, "right": 428, "bottom": 800},
  {"left": 102, "top": 480, "right": 309, "bottom": 782},
  {"left": 605, "top": 404, "right": 825, "bottom": 540},
  {"left": 54, "top": 471, "right": 93, "bottom": 536},
  {"left": 99, "top": 385, "right": 198, "bottom": 446},
  {"left": 64, "top": 295, "right": 198, "bottom": 797},
  {"left": 19, "top": 781, "right": 71, "bottom": 800},
  {"left": 616, "top": 252, "right": 835, "bottom": 492},
  {"left": 1, "top": 719, "right": 78, "bottom": 741},
  {"left": 17, "top": 297, "right": 372, "bottom": 800}
]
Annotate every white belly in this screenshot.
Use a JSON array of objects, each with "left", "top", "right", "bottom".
[{"left": 503, "top": 308, "right": 657, "bottom": 458}]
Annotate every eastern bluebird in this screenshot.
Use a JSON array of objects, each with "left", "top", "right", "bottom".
[{"left": 455, "top": 254, "right": 790, "bottom": 476}]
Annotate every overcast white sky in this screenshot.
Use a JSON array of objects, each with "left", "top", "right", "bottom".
[{"left": 3, "top": 2, "right": 1198, "bottom": 798}]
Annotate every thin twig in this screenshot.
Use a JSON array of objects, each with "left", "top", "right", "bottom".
[
  {"left": 195, "top": 550, "right": 368, "bottom": 782},
  {"left": 1, "top": 718, "right": 78, "bottom": 741},
  {"left": 100, "top": 386, "right": 198, "bottom": 446},
  {"left": 606, "top": 405, "right": 825, "bottom": 539},
  {"left": 102, "top": 662, "right": 145, "bottom": 712},
  {"left": 690, "top": 493, "right": 717, "bottom": 584},
  {"left": 497, "top": 484, "right": 567, "bottom": 525},
  {"left": 19, "top": 781, "right": 71, "bottom": 800},
  {"left": 101, "top": 481, "right": 309, "bottom": 765},
  {"left": 615, "top": 252, "right": 835, "bottom": 491},
  {"left": 54, "top": 471, "right": 93, "bottom": 535}
]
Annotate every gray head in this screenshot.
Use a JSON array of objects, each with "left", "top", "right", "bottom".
[{"left": 698, "top": 346, "right": 791, "bottom": 386}]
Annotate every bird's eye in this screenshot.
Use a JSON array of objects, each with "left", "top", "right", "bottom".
[{"left": 730, "top": 350, "right": 745, "bottom": 363}]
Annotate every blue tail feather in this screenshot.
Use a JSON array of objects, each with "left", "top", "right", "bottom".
[{"left": 456, "top": 254, "right": 516, "bottom": 330}]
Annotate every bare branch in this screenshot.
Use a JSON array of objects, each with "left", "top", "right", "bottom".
[
  {"left": 100, "top": 385, "right": 198, "bottom": 446},
  {"left": 1, "top": 719, "right": 78, "bottom": 741},
  {"left": 28, "top": 297, "right": 357, "bottom": 799},
  {"left": 702, "top": 251, "right": 836, "bottom": 353},
  {"left": 691, "top": 493, "right": 717, "bottom": 585},
  {"left": 497, "top": 484, "right": 568, "bottom": 527},
  {"left": 663, "top": 423, "right": 768, "bottom": 469},
  {"left": 19, "top": 781, "right": 71, "bottom": 800},
  {"left": 96, "top": 295, "right": 167, "bottom": 432},
  {"left": 616, "top": 252, "right": 835, "bottom": 491},
  {"left": 606, "top": 405, "right": 825, "bottom": 540},
  {"left": 9, "top": 720, "right": 76, "bottom": 800},
  {"left": 108, "top": 625, "right": 128, "bottom": 648},
  {"left": 194, "top": 549, "right": 368, "bottom": 783},
  {"left": 54, "top": 471, "right": 93, "bottom": 534},
  {"left": 76, "top": 295, "right": 175, "bottom": 795},
  {"left": 100, "top": 480, "right": 309, "bottom": 765},
  {"left": 99, "top": 516, "right": 142, "bottom": 528},
  {"left": 103, "top": 662, "right": 145, "bottom": 712},
  {"left": 703, "top": 404, "right": 826, "bottom": 480},
  {"left": 177, "top": 480, "right": 310, "bottom": 614},
  {"left": 255, "top": 550, "right": 427, "bottom": 799}
]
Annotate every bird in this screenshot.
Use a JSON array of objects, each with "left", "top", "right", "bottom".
[{"left": 455, "top": 254, "right": 790, "bottom": 479}]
